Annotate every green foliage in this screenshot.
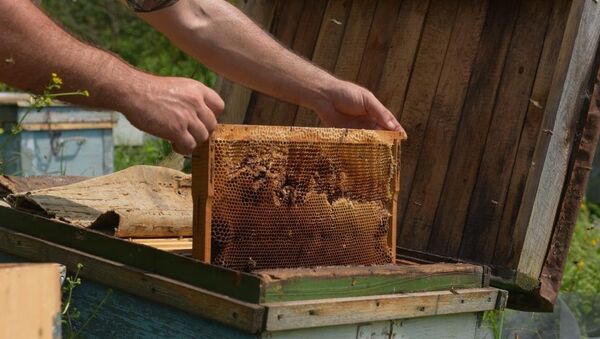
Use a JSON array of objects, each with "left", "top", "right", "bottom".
[
  {"left": 561, "top": 201, "right": 600, "bottom": 293},
  {"left": 41, "top": 0, "right": 215, "bottom": 86},
  {"left": 61, "top": 263, "right": 113, "bottom": 339},
  {"left": 114, "top": 138, "right": 173, "bottom": 171}
]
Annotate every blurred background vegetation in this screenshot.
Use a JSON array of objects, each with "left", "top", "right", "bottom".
[{"left": 0, "top": 0, "right": 218, "bottom": 171}]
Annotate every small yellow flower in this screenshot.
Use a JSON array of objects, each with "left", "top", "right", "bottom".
[
  {"left": 577, "top": 260, "right": 585, "bottom": 270},
  {"left": 592, "top": 238, "right": 598, "bottom": 247},
  {"left": 51, "top": 72, "right": 63, "bottom": 86}
]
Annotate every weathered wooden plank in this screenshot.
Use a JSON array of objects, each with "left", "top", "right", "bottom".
[
  {"left": 375, "top": 0, "right": 430, "bottom": 118},
  {"left": 0, "top": 263, "right": 61, "bottom": 339},
  {"left": 332, "top": 0, "right": 377, "bottom": 82},
  {"left": 192, "top": 141, "right": 212, "bottom": 262},
  {"left": 267, "top": 1, "right": 329, "bottom": 126},
  {"left": 0, "top": 226, "right": 265, "bottom": 333},
  {"left": 294, "top": 0, "right": 353, "bottom": 127},
  {"left": 493, "top": 0, "right": 572, "bottom": 266},
  {"left": 458, "top": 0, "right": 554, "bottom": 262},
  {"left": 535, "top": 60, "right": 600, "bottom": 310},
  {"left": 428, "top": 0, "right": 520, "bottom": 256},
  {"left": 518, "top": 0, "right": 600, "bottom": 282},
  {"left": 393, "top": 0, "right": 459, "bottom": 248},
  {"left": 263, "top": 287, "right": 506, "bottom": 331},
  {"left": 257, "top": 263, "right": 484, "bottom": 302},
  {"left": 216, "top": 0, "right": 277, "bottom": 124},
  {"left": 354, "top": 0, "right": 403, "bottom": 91},
  {"left": 510, "top": 0, "right": 586, "bottom": 269},
  {"left": 0, "top": 206, "right": 264, "bottom": 303},
  {"left": 263, "top": 314, "right": 480, "bottom": 339},
  {"left": 399, "top": 0, "right": 489, "bottom": 250},
  {"left": 245, "top": 1, "right": 305, "bottom": 126}
]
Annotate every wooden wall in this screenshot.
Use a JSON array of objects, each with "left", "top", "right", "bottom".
[{"left": 217, "top": 0, "right": 599, "bottom": 285}]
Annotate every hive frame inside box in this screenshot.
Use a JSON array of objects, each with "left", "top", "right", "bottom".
[{"left": 192, "top": 124, "right": 404, "bottom": 269}]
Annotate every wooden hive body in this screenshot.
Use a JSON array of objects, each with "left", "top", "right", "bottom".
[{"left": 210, "top": 0, "right": 600, "bottom": 310}]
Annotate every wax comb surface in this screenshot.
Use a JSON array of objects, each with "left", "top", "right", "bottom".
[{"left": 193, "top": 125, "right": 403, "bottom": 271}]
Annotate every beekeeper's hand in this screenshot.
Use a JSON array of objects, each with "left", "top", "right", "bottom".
[{"left": 123, "top": 76, "right": 224, "bottom": 155}]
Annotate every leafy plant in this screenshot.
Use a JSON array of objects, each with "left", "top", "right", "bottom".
[{"left": 61, "top": 263, "right": 112, "bottom": 339}]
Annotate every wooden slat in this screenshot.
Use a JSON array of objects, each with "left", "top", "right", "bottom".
[
  {"left": 332, "top": 0, "right": 377, "bottom": 82},
  {"left": 393, "top": 0, "right": 459, "bottom": 248},
  {"left": 427, "top": 0, "right": 520, "bottom": 256},
  {"left": 267, "top": 1, "right": 328, "bottom": 126},
  {"left": 510, "top": 1, "right": 585, "bottom": 268},
  {"left": 458, "top": 0, "right": 554, "bottom": 262},
  {"left": 375, "top": 0, "right": 431, "bottom": 117},
  {"left": 216, "top": 0, "right": 277, "bottom": 124},
  {"left": 354, "top": 0, "right": 403, "bottom": 91},
  {"left": 0, "top": 227, "right": 265, "bottom": 333},
  {"left": 518, "top": 0, "right": 600, "bottom": 281},
  {"left": 493, "top": 0, "right": 572, "bottom": 267},
  {"left": 0, "top": 206, "right": 264, "bottom": 303},
  {"left": 263, "top": 287, "right": 506, "bottom": 331},
  {"left": 257, "top": 263, "right": 484, "bottom": 303},
  {"left": 399, "top": 0, "right": 489, "bottom": 250},
  {"left": 245, "top": 1, "right": 305, "bottom": 126},
  {"left": 192, "top": 141, "right": 212, "bottom": 262},
  {"left": 294, "top": 0, "right": 353, "bottom": 127}
]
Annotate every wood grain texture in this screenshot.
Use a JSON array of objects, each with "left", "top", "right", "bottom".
[
  {"left": 355, "top": 0, "right": 403, "bottom": 91},
  {"left": 0, "top": 226, "right": 265, "bottom": 333},
  {"left": 493, "top": 0, "right": 572, "bottom": 267},
  {"left": 245, "top": 1, "right": 306, "bottom": 126},
  {"left": 268, "top": 1, "right": 328, "bottom": 126},
  {"left": 375, "top": 0, "right": 430, "bottom": 118},
  {"left": 216, "top": 0, "right": 277, "bottom": 124},
  {"left": 294, "top": 0, "right": 353, "bottom": 127},
  {"left": 510, "top": 1, "right": 585, "bottom": 268},
  {"left": 458, "top": 0, "right": 554, "bottom": 262},
  {"left": 192, "top": 142, "right": 212, "bottom": 262},
  {"left": 263, "top": 287, "right": 505, "bottom": 331},
  {"left": 428, "top": 0, "right": 520, "bottom": 256},
  {"left": 395, "top": 0, "right": 459, "bottom": 248},
  {"left": 0, "top": 263, "right": 61, "bottom": 339},
  {"left": 263, "top": 313, "right": 480, "bottom": 339},
  {"left": 400, "top": 0, "right": 489, "bottom": 250},
  {"left": 257, "top": 263, "right": 484, "bottom": 302},
  {"left": 332, "top": 0, "right": 377, "bottom": 82},
  {"left": 518, "top": 0, "right": 600, "bottom": 282}
]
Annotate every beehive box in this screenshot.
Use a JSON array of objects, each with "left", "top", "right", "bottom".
[
  {"left": 193, "top": 125, "right": 404, "bottom": 271},
  {"left": 0, "top": 93, "right": 116, "bottom": 176},
  {"left": 214, "top": 0, "right": 600, "bottom": 311}
]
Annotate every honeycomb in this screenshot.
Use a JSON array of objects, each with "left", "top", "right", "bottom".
[{"left": 193, "top": 125, "right": 403, "bottom": 271}]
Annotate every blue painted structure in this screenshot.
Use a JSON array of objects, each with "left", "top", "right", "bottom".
[{"left": 0, "top": 93, "right": 116, "bottom": 176}]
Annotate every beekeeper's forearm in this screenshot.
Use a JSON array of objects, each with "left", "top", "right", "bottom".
[
  {"left": 0, "top": 0, "right": 146, "bottom": 114},
  {"left": 138, "top": 0, "right": 337, "bottom": 112}
]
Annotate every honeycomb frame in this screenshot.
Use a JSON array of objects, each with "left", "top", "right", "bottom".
[{"left": 192, "top": 124, "right": 404, "bottom": 271}]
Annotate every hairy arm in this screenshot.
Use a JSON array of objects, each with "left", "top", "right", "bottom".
[
  {"left": 0, "top": 0, "right": 223, "bottom": 154},
  {"left": 139, "top": 0, "right": 405, "bottom": 135}
]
